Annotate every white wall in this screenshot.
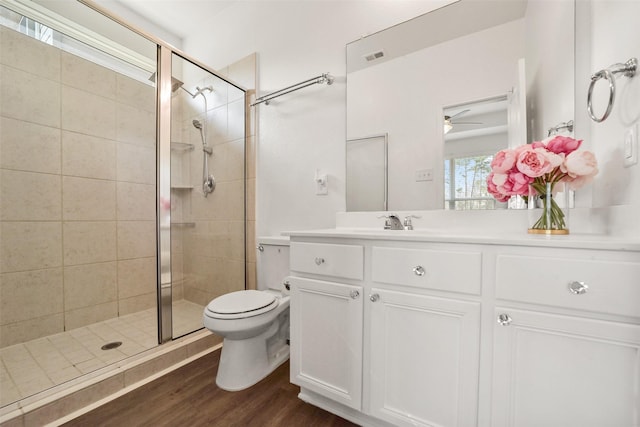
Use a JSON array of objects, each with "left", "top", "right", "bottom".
[
  {"left": 180, "top": 1, "right": 455, "bottom": 236},
  {"left": 586, "top": 0, "right": 640, "bottom": 208}
]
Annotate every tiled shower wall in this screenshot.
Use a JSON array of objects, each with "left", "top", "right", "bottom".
[
  {"left": 0, "top": 27, "right": 157, "bottom": 347},
  {"left": 170, "top": 53, "right": 256, "bottom": 307}
]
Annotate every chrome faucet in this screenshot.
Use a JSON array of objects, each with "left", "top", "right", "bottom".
[
  {"left": 403, "top": 215, "right": 421, "bottom": 230},
  {"left": 378, "top": 214, "right": 404, "bottom": 230}
]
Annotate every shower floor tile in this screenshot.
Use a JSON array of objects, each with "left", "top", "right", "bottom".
[{"left": 0, "top": 300, "right": 204, "bottom": 407}]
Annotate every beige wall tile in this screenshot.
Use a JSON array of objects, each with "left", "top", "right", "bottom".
[
  {"left": 0, "top": 27, "right": 61, "bottom": 80},
  {"left": 0, "top": 65, "right": 60, "bottom": 127},
  {"left": 186, "top": 333, "right": 221, "bottom": 357},
  {"left": 117, "top": 75, "right": 155, "bottom": 113},
  {"left": 1, "top": 222, "right": 62, "bottom": 273},
  {"left": 0, "top": 117, "right": 61, "bottom": 174},
  {"left": 226, "top": 53, "right": 256, "bottom": 92},
  {"left": 117, "top": 182, "right": 155, "bottom": 220},
  {"left": 246, "top": 220, "right": 256, "bottom": 264},
  {"left": 62, "top": 131, "right": 116, "bottom": 180},
  {"left": 0, "top": 268, "right": 63, "bottom": 325},
  {"left": 246, "top": 261, "right": 257, "bottom": 290},
  {"left": 62, "top": 176, "right": 116, "bottom": 221},
  {"left": 64, "top": 301, "right": 118, "bottom": 330},
  {"left": 246, "top": 178, "right": 256, "bottom": 221},
  {"left": 228, "top": 99, "right": 245, "bottom": 142},
  {"left": 116, "top": 104, "right": 155, "bottom": 147},
  {"left": 117, "top": 142, "right": 155, "bottom": 184},
  {"left": 205, "top": 106, "right": 228, "bottom": 146},
  {"left": 61, "top": 52, "right": 116, "bottom": 99},
  {"left": 0, "top": 314, "right": 64, "bottom": 348},
  {"left": 1, "top": 170, "right": 61, "bottom": 221},
  {"left": 118, "top": 292, "right": 156, "bottom": 316},
  {"left": 117, "top": 221, "right": 156, "bottom": 260},
  {"left": 61, "top": 85, "right": 116, "bottom": 139},
  {"left": 227, "top": 139, "right": 245, "bottom": 181},
  {"left": 117, "top": 257, "right": 156, "bottom": 299},
  {"left": 63, "top": 262, "right": 117, "bottom": 310},
  {"left": 246, "top": 135, "right": 256, "bottom": 179},
  {"left": 63, "top": 222, "right": 116, "bottom": 266}
]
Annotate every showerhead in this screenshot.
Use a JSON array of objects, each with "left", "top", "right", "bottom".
[
  {"left": 192, "top": 119, "right": 203, "bottom": 129},
  {"left": 147, "top": 72, "right": 184, "bottom": 93}
]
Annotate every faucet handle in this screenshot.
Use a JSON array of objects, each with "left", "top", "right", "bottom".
[
  {"left": 403, "top": 215, "right": 421, "bottom": 230},
  {"left": 377, "top": 214, "right": 392, "bottom": 229}
]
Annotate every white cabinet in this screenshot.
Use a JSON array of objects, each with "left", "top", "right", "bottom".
[
  {"left": 369, "top": 288, "right": 480, "bottom": 427},
  {"left": 491, "top": 308, "right": 640, "bottom": 427},
  {"left": 288, "top": 235, "right": 640, "bottom": 427},
  {"left": 289, "top": 277, "right": 363, "bottom": 410}
]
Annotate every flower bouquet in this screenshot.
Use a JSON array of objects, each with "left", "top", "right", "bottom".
[{"left": 487, "top": 136, "right": 598, "bottom": 234}]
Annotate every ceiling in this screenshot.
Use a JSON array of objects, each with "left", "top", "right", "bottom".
[{"left": 111, "top": 0, "right": 237, "bottom": 39}]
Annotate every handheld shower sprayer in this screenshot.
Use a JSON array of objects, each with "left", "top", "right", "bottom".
[{"left": 192, "top": 119, "right": 215, "bottom": 196}]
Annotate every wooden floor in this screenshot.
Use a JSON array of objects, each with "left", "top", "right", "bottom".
[{"left": 63, "top": 350, "right": 358, "bottom": 427}]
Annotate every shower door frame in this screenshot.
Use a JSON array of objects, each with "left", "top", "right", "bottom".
[{"left": 78, "top": 0, "right": 248, "bottom": 344}]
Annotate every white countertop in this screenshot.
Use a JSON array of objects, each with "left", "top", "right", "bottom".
[{"left": 285, "top": 228, "right": 640, "bottom": 251}]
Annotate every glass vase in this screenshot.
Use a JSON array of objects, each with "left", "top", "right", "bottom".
[{"left": 527, "top": 182, "right": 570, "bottom": 235}]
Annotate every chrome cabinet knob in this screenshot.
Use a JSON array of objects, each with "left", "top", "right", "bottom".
[
  {"left": 314, "top": 257, "right": 325, "bottom": 265},
  {"left": 497, "top": 313, "right": 512, "bottom": 326},
  {"left": 413, "top": 265, "right": 426, "bottom": 276},
  {"left": 350, "top": 290, "right": 360, "bottom": 299},
  {"left": 370, "top": 294, "right": 380, "bottom": 302},
  {"left": 257, "top": 244, "right": 264, "bottom": 252},
  {"left": 568, "top": 281, "right": 588, "bottom": 295}
]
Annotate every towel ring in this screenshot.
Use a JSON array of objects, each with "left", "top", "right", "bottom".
[{"left": 587, "top": 58, "right": 637, "bottom": 123}]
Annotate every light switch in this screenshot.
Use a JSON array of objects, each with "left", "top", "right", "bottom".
[{"left": 624, "top": 124, "right": 638, "bottom": 167}]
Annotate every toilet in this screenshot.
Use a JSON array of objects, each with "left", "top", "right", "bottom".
[{"left": 203, "top": 236, "right": 290, "bottom": 391}]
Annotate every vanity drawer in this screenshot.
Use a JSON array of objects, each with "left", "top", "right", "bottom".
[
  {"left": 371, "top": 247, "right": 482, "bottom": 295},
  {"left": 496, "top": 254, "right": 640, "bottom": 317},
  {"left": 290, "top": 242, "right": 364, "bottom": 280}
]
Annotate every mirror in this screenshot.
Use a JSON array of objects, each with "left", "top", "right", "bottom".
[{"left": 346, "top": 0, "right": 575, "bottom": 211}]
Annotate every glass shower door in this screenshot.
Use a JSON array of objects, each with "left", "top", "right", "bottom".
[{"left": 168, "top": 53, "right": 246, "bottom": 338}]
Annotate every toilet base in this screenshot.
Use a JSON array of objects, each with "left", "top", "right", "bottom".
[{"left": 215, "top": 318, "right": 290, "bottom": 391}]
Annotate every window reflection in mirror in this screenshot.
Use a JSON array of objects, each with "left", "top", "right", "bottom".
[{"left": 443, "top": 96, "right": 508, "bottom": 210}]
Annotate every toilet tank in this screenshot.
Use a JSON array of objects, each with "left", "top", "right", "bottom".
[{"left": 256, "top": 236, "right": 290, "bottom": 291}]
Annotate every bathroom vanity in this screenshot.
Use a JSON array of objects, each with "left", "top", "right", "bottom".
[{"left": 286, "top": 228, "right": 640, "bottom": 427}]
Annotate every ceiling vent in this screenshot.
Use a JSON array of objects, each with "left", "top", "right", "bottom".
[{"left": 364, "top": 50, "right": 385, "bottom": 62}]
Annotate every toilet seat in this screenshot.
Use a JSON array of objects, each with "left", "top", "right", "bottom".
[{"left": 205, "top": 290, "right": 278, "bottom": 319}]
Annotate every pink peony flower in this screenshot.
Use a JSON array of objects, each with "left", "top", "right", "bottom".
[
  {"left": 516, "top": 147, "right": 563, "bottom": 178},
  {"left": 562, "top": 150, "right": 598, "bottom": 189},
  {"left": 490, "top": 149, "right": 517, "bottom": 173},
  {"left": 545, "top": 136, "right": 582, "bottom": 155},
  {"left": 486, "top": 173, "right": 510, "bottom": 202}
]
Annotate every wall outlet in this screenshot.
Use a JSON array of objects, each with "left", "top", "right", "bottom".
[
  {"left": 415, "top": 168, "right": 433, "bottom": 182},
  {"left": 624, "top": 123, "right": 638, "bottom": 167},
  {"left": 315, "top": 172, "right": 328, "bottom": 195}
]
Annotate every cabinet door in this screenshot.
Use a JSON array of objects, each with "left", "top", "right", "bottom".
[
  {"left": 289, "top": 277, "right": 363, "bottom": 410},
  {"left": 369, "top": 288, "right": 481, "bottom": 426},
  {"left": 492, "top": 308, "right": 640, "bottom": 427}
]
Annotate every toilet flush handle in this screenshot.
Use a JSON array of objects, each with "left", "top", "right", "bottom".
[{"left": 283, "top": 280, "right": 290, "bottom": 291}]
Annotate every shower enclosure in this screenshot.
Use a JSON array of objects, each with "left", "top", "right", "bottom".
[{"left": 0, "top": 0, "right": 246, "bottom": 408}]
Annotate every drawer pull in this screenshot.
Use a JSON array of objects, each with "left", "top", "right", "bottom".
[
  {"left": 497, "top": 313, "right": 512, "bottom": 326},
  {"left": 314, "top": 257, "right": 325, "bottom": 266},
  {"left": 350, "top": 290, "right": 360, "bottom": 299},
  {"left": 370, "top": 294, "right": 380, "bottom": 302},
  {"left": 568, "top": 281, "right": 588, "bottom": 295},
  {"left": 413, "top": 265, "right": 426, "bottom": 276}
]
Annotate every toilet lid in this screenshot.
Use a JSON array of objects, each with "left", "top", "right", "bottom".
[{"left": 205, "top": 290, "right": 277, "bottom": 319}]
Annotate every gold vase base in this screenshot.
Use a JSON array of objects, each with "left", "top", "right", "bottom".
[{"left": 528, "top": 228, "right": 569, "bottom": 235}]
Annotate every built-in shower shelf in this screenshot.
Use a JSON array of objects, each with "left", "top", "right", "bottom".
[
  {"left": 171, "top": 142, "right": 195, "bottom": 152},
  {"left": 171, "top": 185, "right": 194, "bottom": 190}
]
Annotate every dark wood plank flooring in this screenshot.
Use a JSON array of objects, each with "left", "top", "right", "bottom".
[{"left": 63, "top": 350, "right": 358, "bottom": 427}]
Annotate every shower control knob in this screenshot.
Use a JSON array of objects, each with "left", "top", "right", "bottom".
[{"left": 350, "top": 290, "right": 360, "bottom": 299}]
